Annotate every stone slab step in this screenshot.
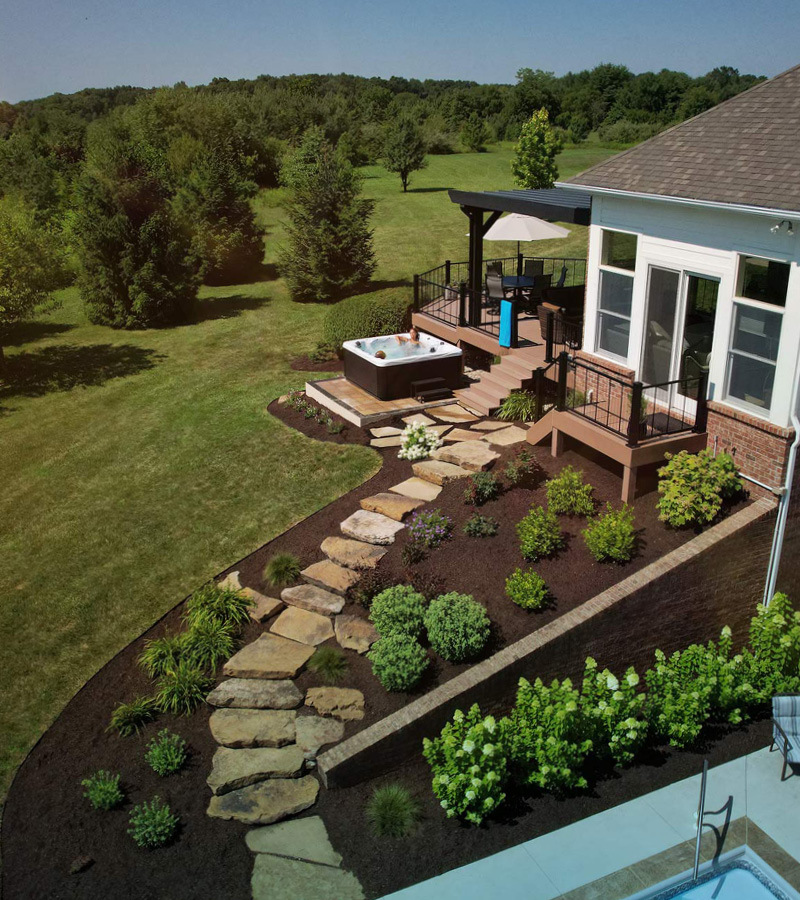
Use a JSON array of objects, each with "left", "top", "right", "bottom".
[
  {"left": 359, "top": 492, "right": 425, "bottom": 522},
  {"left": 251, "top": 854, "right": 364, "bottom": 900},
  {"left": 370, "top": 426, "right": 402, "bottom": 438},
  {"left": 241, "top": 587, "right": 283, "bottom": 623},
  {"left": 305, "top": 687, "right": 365, "bottom": 721},
  {"left": 206, "top": 678, "right": 303, "bottom": 710},
  {"left": 402, "top": 413, "right": 436, "bottom": 426},
  {"left": 320, "top": 536, "right": 387, "bottom": 570},
  {"left": 207, "top": 775, "right": 319, "bottom": 826},
  {"left": 370, "top": 436, "right": 402, "bottom": 448},
  {"left": 300, "top": 559, "right": 360, "bottom": 596},
  {"left": 207, "top": 745, "right": 305, "bottom": 795},
  {"left": 432, "top": 440, "right": 500, "bottom": 472},
  {"left": 481, "top": 424, "right": 528, "bottom": 446},
  {"left": 334, "top": 614, "right": 379, "bottom": 654},
  {"left": 442, "top": 427, "right": 477, "bottom": 442},
  {"left": 223, "top": 633, "right": 315, "bottom": 680},
  {"left": 427, "top": 404, "right": 479, "bottom": 423},
  {"left": 340, "top": 509, "right": 404, "bottom": 545},
  {"left": 281, "top": 584, "right": 345, "bottom": 616},
  {"left": 388, "top": 477, "right": 442, "bottom": 502},
  {"left": 270, "top": 606, "right": 335, "bottom": 646},
  {"left": 470, "top": 420, "right": 508, "bottom": 431},
  {"left": 296, "top": 715, "right": 345, "bottom": 761},
  {"left": 411, "top": 459, "right": 472, "bottom": 485},
  {"left": 210, "top": 708, "right": 297, "bottom": 748},
  {"left": 246, "top": 815, "right": 342, "bottom": 867}
]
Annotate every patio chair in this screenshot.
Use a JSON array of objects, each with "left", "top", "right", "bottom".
[
  {"left": 485, "top": 272, "right": 507, "bottom": 310},
  {"left": 554, "top": 265, "right": 568, "bottom": 288},
  {"left": 523, "top": 259, "right": 544, "bottom": 279},
  {"left": 537, "top": 303, "right": 567, "bottom": 345},
  {"left": 770, "top": 695, "right": 800, "bottom": 780},
  {"left": 486, "top": 261, "right": 503, "bottom": 278}
]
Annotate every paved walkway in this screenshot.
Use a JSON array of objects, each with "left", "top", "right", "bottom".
[{"left": 382, "top": 746, "right": 800, "bottom": 900}]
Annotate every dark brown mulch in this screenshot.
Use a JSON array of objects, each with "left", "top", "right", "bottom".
[
  {"left": 290, "top": 354, "right": 344, "bottom": 372},
  {"left": 1, "top": 400, "right": 752, "bottom": 900},
  {"left": 269, "top": 396, "right": 369, "bottom": 446}
]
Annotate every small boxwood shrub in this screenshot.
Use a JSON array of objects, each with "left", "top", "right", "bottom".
[
  {"left": 368, "top": 634, "right": 429, "bottom": 691},
  {"left": 464, "top": 471, "right": 500, "bottom": 506},
  {"left": 128, "top": 796, "right": 179, "bottom": 849},
  {"left": 139, "top": 633, "right": 187, "bottom": 678},
  {"left": 583, "top": 503, "right": 636, "bottom": 563},
  {"left": 505, "top": 569, "right": 549, "bottom": 610},
  {"left": 309, "top": 646, "right": 349, "bottom": 684},
  {"left": 322, "top": 291, "right": 411, "bottom": 352},
  {"left": 263, "top": 552, "right": 302, "bottom": 589},
  {"left": 369, "top": 585, "right": 427, "bottom": 638},
  {"left": 546, "top": 465, "right": 594, "bottom": 516},
  {"left": 516, "top": 506, "right": 563, "bottom": 561},
  {"left": 424, "top": 592, "right": 490, "bottom": 662},
  {"left": 464, "top": 513, "right": 498, "bottom": 538},
  {"left": 657, "top": 450, "right": 742, "bottom": 528},
  {"left": 155, "top": 660, "right": 211, "bottom": 716},
  {"left": 109, "top": 697, "right": 158, "bottom": 736},
  {"left": 366, "top": 783, "right": 421, "bottom": 837},
  {"left": 82, "top": 770, "right": 124, "bottom": 810},
  {"left": 145, "top": 729, "right": 188, "bottom": 777},
  {"left": 184, "top": 582, "right": 253, "bottom": 630}
]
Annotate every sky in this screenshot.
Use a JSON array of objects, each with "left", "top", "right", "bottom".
[{"left": 1, "top": 0, "right": 799, "bottom": 103}]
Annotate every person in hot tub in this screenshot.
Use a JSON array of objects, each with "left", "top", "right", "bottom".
[{"left": 395, "top": 325, "right": 420, "bottom": 345}]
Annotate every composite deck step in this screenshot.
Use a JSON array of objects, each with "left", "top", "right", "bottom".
[
  {"left": 415, "top": 387, "right": 453, "bottom": 403},
  {"left": 483, "top": 367, "right": 528, "bottom": 391},
  {"left": 454, "top": 389, "right": 494, "bottom": 417}
]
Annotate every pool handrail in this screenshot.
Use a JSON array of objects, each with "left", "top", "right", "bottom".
[{"left": 692, "top": 759, "right": 709, "bottom": 881}]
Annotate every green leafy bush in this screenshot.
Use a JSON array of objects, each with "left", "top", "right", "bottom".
[
  {"left": 308, "top": 646, "right": 349, "bottom": 685},
  {"left": 369, "top": 585, "right": 427, "bottom": 638},
  {"left": 368, "top": 634, "right": 429, "bottom": 691},
  {"left": 517, "top": 505, "right": 563, "bottom": 561},
  {"left": 81, "top": 770, "right": 124, "bottom": 810},
  {"left": 464, "top": 514, "right": 499, "bottom": 538},
  {"left": 145, "top": 730, "right": 188, "bottom": 776},
  {"left": 504, "top": 447, "right": 538, "bottom": 485},
  {"left": 109, "top": 697, "right": 158, "bottom": 736},
  {"left": 128, "top": 796, "right": 179, "bottom": 849},
  {"left": 407, "top": 509, "right": 453, "bottom": 548},
  {"left": 322, "top": 291, "right": 410, "bottom": 352},
  {"left": 139, "top": 633, "right": 187, "bottom": 678},
  {"left": 645, "top": 647, "right": 715, "bottom": 748},
  {"left": 464, "top": 471, "right": 500, "bottom": 506},
  {"left": 366, "top": 784, "right": 420, "bottom": 837},
  {"left": 657, "top": 450, "right": 742, "bottom": 528},
  {"left": 497, "top": 390, "right": 539, "bottom": 421},
  {"left": 423, "top": 704, "right": 509, "bottom": 825},
  {"left": 263, "top": 552, "right": 302, "bottom": 589},
  {"left": 744, "top": 592, "right": 800, "bottom": 700},
  {"left": 184, "top": 582, "right": 253, "bottom": 630},
  {"left": 583, "top": 504, "right": 636, "bottom": 563},
  {"left": 155, "top": 661, "right": 211, "bottom": 716},
  {"left": 424, "top": 593, "right": 490, "bottom": 662},
  {"left": 505, "top": 568, "right": 549, "bottom": 610},
  {"left": 580, "top": 659, "right": 648, "bottom": 765},
  {"left": 546, "top": 465, "right": 594, "bottom": 516},
  {"left": 183, "top": 617, "right": 235, "bottom": 672}
]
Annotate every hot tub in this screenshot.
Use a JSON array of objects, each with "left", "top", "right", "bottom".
[{"left": 342, "top": 333, "right": 463, "bottom": 400}]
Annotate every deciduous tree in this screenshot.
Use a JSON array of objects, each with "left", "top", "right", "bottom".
[
  {"left": 382, "top": 118, "right": 427, "bottom": 192},
  {"left": 511, "top": 109, "right": 562, "bottom": 190}
]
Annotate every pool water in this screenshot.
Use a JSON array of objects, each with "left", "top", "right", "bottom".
[{"left": 645, "top": 860, "right": 797, "bottom": 900}]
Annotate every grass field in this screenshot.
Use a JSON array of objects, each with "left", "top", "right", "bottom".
[{"left": 0, "top": 141, "right": 618, "bottom": 796}]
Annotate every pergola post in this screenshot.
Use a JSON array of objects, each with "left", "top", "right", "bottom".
[{"left": 461, "top": 205, "right": 502, "bottom": 327}]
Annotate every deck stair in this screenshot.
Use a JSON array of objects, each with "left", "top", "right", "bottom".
[{"left": 455, "top": 347, "right": 542, "bottom": 416}]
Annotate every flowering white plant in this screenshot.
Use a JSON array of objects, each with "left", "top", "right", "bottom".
[
  {"left": 398, "top": 423, "right": 441, "bottom": 461},
  {"left": 580, "top": 657, "right": 647, "bottom": 766}
]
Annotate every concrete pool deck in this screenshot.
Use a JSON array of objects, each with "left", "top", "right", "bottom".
[{"left": 382, "top": 745, "right": 800, "bottom": 900}]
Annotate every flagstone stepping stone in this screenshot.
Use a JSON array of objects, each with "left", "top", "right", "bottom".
[
  {"left": 207, "top": 745, "right": 305, "bottom": 795},
  {"left": 481, "top": 424, "right": 528, "bottom": 446},
  {"left": 246, "top": 815, "right": 342, "bottom": 867},
  {"left": 300, "top": 559, "right": 360, "bottom": 596},
  {"left": 320, "top": 536, "right": 387, "bottom": 570},
  {"left": 219, "top": 570, "right": 242, "bottom": 590},
  {"left": 281, "top": 584, "right": 345, "bottom": 616},
  {"left": 207, "top": 775, "right": 319, "bottom": 826},
  {"left": 432, "top": 440, "right": 499, "bottom": 472},
  {"left": 207, "top": 678, "right": 303, "bottom": 710},
  {"left": 470, "top": 420, "right": 508, "bottom": 431},
  {"left": 443, "top": 427, "right": 478, "bottom": 442},
  {"left": 210, "top": 708, "right": 297, "bottom": 748},
  {"left": 427, "top": 424, "right": 452, "bottom": 436},
  {"left": 305, "top": 687, "right": 365, "bottom": 721},
  {"left": 402, "top": 413, "right": 435, "bottom": 426},
  {"left": 412, "top": 459, "right": 472, "bottom": 485},
  {"left": 359, "top": 492, "right": 425, "bottom": 522},
  {"left": 251, "top": 854, "right": 364, "bottom": 900},
  {"left": 334, "top": 614, "right": 379, "bottom": 654},
  {"left": 296, "top": 715, "right": 345, "bottom": 759},
  {"left": 370, "top": 436, "right": 403, "bottom": 448},
  {"left": 241, "top": 587, "right": 283, "bottom": 623},
  {"left": 389, "top": 476, "right": 442, "bottom": 502},
  {"left": 370, "top": 426, "right": 402, "bottom": 438},
  {"left": 224, "top": 633, "right": 315, "bottom": 679},
  {"left": 428, "top": 404, "right": 478, "bottom": 423},
  {"left": 340, "top": 509, "right": 404, "bottom": 545},
  {"left": 270, "top": 607, "right": 335, "bottom": 646}
]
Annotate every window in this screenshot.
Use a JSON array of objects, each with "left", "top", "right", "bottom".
[
  {"left": 596, "top": 230, "right": 637, "bottom": 359},
  {"left": 725, "top": 255, "right": 789, "bottom": 412}
]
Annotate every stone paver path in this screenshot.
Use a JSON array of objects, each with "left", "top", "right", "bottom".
[
  {"left": 251, "top": 853, "right": 364, "bottom": 900},
  {"left": 246, "top": 815, "right": 342, "bottom": 865},
  {"left": 428, "top": 405, "right": 478, "bottom": 423},
  {"left": 370, "top": 435, "right": 403, "bottom": 448},
  {"left": 370, "top": 426, "right": 402, "bottom": 438},
  {"left": 470, "top": 420, "right": 508, "bottom": 431},
  {"left": 402, "top": 412, "right": 436, "bottom": 426},
  {"left": 207, "top": 745, "right": 305, "bottom": 795},
  {"left": 281, "top": 584, "right": 345, "bottom": 616},
  {"left": 270, "top": 607, "right": 335, "bottom": 646},
  {"left": 340, "top": 509, "right": 405, "bottom": 544},
  {"left": 432, "top": 439, "right": 499, "bottom": 472},
  {"left": 296, "top": 716, "right": 345, "bottom": 761},
  {"left": 207, "top": 775, "right": 319, "bottom": 825},
  {"left": 207, "top": 678, "right": 302, "bottom": 710},
  {"left": 224, "top": 634, "right": 315, "bottom": 679},
  {"left": 242, "top": 588, "right": 283, "bottom": 623},
  {"left": 359, "top": 492, "right": 425, "bottom": 521},
  {"left": 320, "top": 535, "right": 387, "bottom": 569},
  {"left": 480, "top": 424, "right": 527, "bottom": 446},
  {"left": 305, "top": 686, "right": 365, "bottom": 721},
  {"left": 411, "top": 459, "right": 471, "bottom": 484},
  {"left": 210, "top": 708, "right": 296, "bottom": 748},
  {"left": 443, "top": 427, "right": 480, "bottom": 442},
  {"left": 334, "top": 614, "right": 378, "bottom": 654},
  {"left": 300, "top": 559, "right": 360, "bottom": 596},
  {"left": 389, "top": 476, "right": 442, "bottom": 501}
]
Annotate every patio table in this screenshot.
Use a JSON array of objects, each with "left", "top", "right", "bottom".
[{"left": 502, "top": 274, "right": 534, "bottom": 298}]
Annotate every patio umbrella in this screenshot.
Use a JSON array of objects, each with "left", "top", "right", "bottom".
[{"left": 478, "top": 213, "right": 570, "bottom": 256}]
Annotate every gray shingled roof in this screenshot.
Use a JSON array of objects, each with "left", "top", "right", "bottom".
[{"left": 566, "top": 64, "right": 800, "bottom": 213}]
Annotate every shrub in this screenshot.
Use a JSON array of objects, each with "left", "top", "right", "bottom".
[
  {"left": 308, "top": 646, "right": 349, "bottom": 685},
  {"left": 109, "top": 697, "right": 158, "bottom": 736},
  {"left": 128, "top": 797, "right": 179, "bottom": 849},
  {"left": 155, "top": 660, "right": 211, "bottom": 716},
  {"left": 464, "top": 514, "right": 499, "bottom": 538},
  {"left": 517, "top": 506, "right": 563, "bottom": 561},
  {"left": 263, "top": 552, "right": 302, "bottom": 589},
  {"left": 348, "top": 567, "right": 395, "bottom": 609},
  {"left": 407, "top": 570, "right": 445, "bottom": 601},
  {"left": 657, "top": 450, "right": 742, "bottom": 528},
  {"left": 145, "top": 730, "right": 188, "bottom": 777},
  {"left": 401, "top": 540, "right": 427, "bottom": 566},
  {"left": 745, "top": 592, "right": 800, "bottom": 700},
  {"left": 368, "top": 634, "right": 429, "bottom": 691},
  {"left": 398, "top": 423, "right": 441, "bottom": 461},
  {"left": 139, "top": 633, "right": 187, "bottom": 678},
  {"left": 504, "top": 447, "right": 538, "bottom": 485},
  {"left": 327, "top": 420, "right": 345, "bottom": 435},
  {"left": 423, "top": 704, "right": 509, "bottom": 825},
  {"left": 407, "top": 509, "right": 453, "bottom": 549},
  {"left": 369, "top": 585, "right": 427, "bottom": 638},
  {"left": 580, "top": 659, "right": 648, "bottom": 766},
  {"left": 464, "top": 471, "right": 500, "bottom": 506},
  {"left": 82, "top": 770, "right": 124, "bottom": 810},
  {"left": 583, "top": 504, "right": 636, "bottom": 563},
  {"left": 322, "top": 291, "right": 410, "bottom": 352},
  {"left": 366, "top": 784, "right": 421, "bottom": 837},
  {"left": 184, "top": 582, "right": 253, "bottom": 630},
  {"left": 183, "top": 617, "right": 235, "bottom": 672},
  {"left": 497, "top": 391, "right": 539, "bottom": 422},
  {"left": 546, "top": 466, "right": 594, "bottom": 516},
  {"left": 505, "top": 569, "right": 549, "bottom": 610},
  {"left": 645, "top": 647, "right": 715, "bottom": 748},
  {"left": 424, "top": 592, "right": 490, "bottom": 662}
]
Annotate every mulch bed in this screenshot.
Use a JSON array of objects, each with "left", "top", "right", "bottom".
[{"left": 1, "top": 397, "right": 754, "bottom": 900}]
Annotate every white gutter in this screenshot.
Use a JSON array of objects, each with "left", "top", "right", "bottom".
[{"left": 555, "top": 182, "right": 800, "bottom": 222}]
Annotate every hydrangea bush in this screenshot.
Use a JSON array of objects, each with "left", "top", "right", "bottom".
[
  {"left": 398, "top": 423, "right": 441, "bottom": 461},
  {"left": 579, "top": 659, "right": 648, "bottom": 765}
]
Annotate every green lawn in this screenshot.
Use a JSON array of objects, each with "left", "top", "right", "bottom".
[{"left": 0, "top": 141, "right": 618, "bottom": 796}]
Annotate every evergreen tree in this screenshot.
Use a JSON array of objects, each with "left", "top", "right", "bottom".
[
  {"left": 279, "top": 133, "right": 376, "bottom": 303},
  {"left": 383, "top": 118, "right": 427, "bottom": 192},
  {"left": 511, "top": 109, "right": 562, "bottom": 190},
  {"left": 460, "top": 114, "right": 489, "bottom": 152}
]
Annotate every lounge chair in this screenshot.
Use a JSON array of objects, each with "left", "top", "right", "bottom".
[{"left": 771, "top": 695, "right": 800, "bottom": 780}]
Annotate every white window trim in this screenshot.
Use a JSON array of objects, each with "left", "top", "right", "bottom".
[{"left": 595, "top": 251, "right": 636, "bottom": 364}]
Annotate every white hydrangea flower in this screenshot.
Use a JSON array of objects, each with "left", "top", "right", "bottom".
[
  {"left": 462, "top": 739, "right": 475, "bottom": 753},
  {"left": 471, "top": 777, "right": 482, "bottom": 788},
  {"left": 482, "top": 744, "right": 494, "bottom": 757},
  {"left": 626, "top": 672, "right": 640, "bottom": 687},
  {"left": 465, "top": 790, "right": 476, "bottom": 801},
  {"left": 483, "top": 716, "right": 496, "bottom": 734},
  {"left": 606, "top": 674, "right": 619, "bottom": 691}
]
